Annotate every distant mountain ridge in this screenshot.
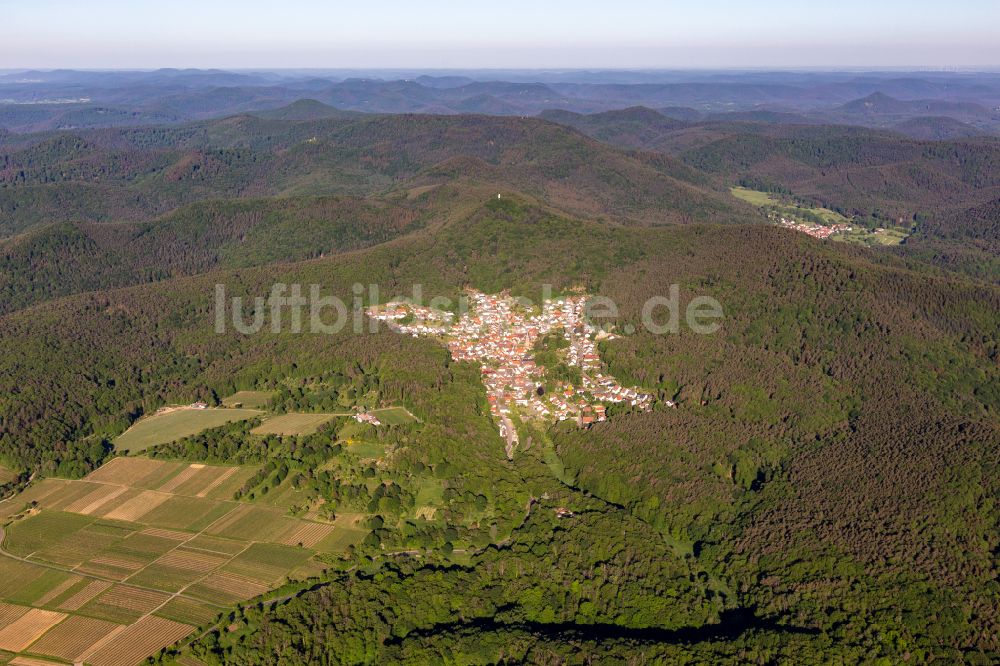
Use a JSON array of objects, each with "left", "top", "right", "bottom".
[
  {"left": 836, "top": 92, "right": 992, "bottom": 117},
  {"left": 2, "top": 69, "right": 1000, "bottom": 133}
]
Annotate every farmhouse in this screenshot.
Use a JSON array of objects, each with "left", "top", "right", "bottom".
[{"left": 353, "top": 411, "right": 382, "bottom": 426}]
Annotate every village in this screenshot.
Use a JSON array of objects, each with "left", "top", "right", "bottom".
[
  {"left": 775, "top": 215, "right": 852, "bottom": 239},
  {"left": 368, "top": 290, "right": 654, "bottom": 452}
]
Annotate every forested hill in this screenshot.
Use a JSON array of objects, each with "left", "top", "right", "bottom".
[
  {"left": 10, "top": 105, "right": 1000, "bottom": 321},
  {"left": 0, "top": 109, "right": 762, "bottom": 317},
  {"left": 0, "top": 195, "right": 424, "bottom": 315},
  {"left": 0, "top": 111, "right": 746, "bottom": 237},
  {"left": 543, "top": 108, "right": 1000, "bottom": 222},
  {"left": 0, "top": 197, "right": 997, "bottom": 661}
]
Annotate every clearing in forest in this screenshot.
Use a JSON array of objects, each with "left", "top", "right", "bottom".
[
  {"left": 251, "top": 412, "right": 343, "bottom": 436},
  {"left": 221, "top": 390, "right": 277, "bottom": 409},
  {"left": 0, "top": 465, "right": 17, "bottom": 485},
  {"left": 114, "top": 408, "right": 262, "bottom": 453},
  {"left": 371, "top": 406, "right": 420, "bottom": 425}
]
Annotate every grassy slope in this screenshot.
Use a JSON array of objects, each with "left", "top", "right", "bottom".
[
  {"left": 220, "top": 391, "right": 275, "bottom": 409},
  {"left": 113, "top": 408, "right": 262, "bottom": 453}
]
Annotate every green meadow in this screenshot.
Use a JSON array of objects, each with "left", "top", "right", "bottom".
[{"left": 114, "top": 408, "right": 262, "bottom": 453}]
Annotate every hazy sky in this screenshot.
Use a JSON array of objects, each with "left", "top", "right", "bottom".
[{"left": 2, "top": 0, "right": 999, "bottom": 69}]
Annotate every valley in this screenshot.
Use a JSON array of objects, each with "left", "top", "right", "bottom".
[{"left": 731, "top": 186, "right": 912, "bottom": 244}]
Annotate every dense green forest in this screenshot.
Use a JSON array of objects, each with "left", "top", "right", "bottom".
[
  {"left": 0, "top": 111, "right": 760, "bottom": 315},
  {"left": 0, "top": 195, "right": 423, "bottom": 314},
  {"left": 0, "top": 112, "right": 746, "bottom": 237}
]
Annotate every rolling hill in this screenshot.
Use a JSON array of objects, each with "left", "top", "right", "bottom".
[
  {"left": 0, "top": 195, "right": 425, "bottom": 315},
  {"left": 0, "top": 110, "right": 762, "bottom": 315},
  {"left": 0, "top": 110, "right": 750, "bottom": 238}
]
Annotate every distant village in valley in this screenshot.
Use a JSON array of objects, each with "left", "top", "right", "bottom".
[
  {"left": 368, "top": 290, "right": 655, "bottom": 456},
  {"left": 775, "top": 215, "right": 853, "bottom": 239},
  {"left": 771, "top": 212, "right": 911, "bottom": 245}
]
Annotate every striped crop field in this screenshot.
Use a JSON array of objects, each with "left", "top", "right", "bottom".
[{"left": 0, "top": 454, "right": 361, "bottom": 664}]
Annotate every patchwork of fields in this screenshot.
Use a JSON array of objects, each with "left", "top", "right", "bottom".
[{"left": 0, "top": 457, "right": 367, "bottom": 665}]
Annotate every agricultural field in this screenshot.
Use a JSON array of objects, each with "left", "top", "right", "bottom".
[
  {"left": 243, "top": 473, "right": 315, "bottom": 510},
  {"left": 414, "top": 478, "right": 445, "bottom": 516},
  {"left": 251, "top": 412, "right": 343, "bottom": 436},
  {"left": 220, "top": 391, "right": 276, "bottom": 409},
  {"left": 835, "top": 225, "right": 912, "bottom": 246},
  {"left": 731, "top": 186, "right": 854, "bottom": 225},
  {"left": 730, "top": 186, "right": 779, "bottom": 207},
  {"left": 0, "top": 456, "right": 367, "bottom": 665},
  {"left": 336, "top": 419, "right": 372, "bottom": 442},
  {"left": 371, "top": 406, "right": 420, "bottom": 425},
  {"left": 0, "top": 467, "right": 16, "bottom": 486},
  {"left": 311, "top": 514, "right": 369, "bottom": 552},
  {"left": 114, "top": 408, "right": 262, "bottom": 453},
  {"left": 344, "top": 441, "right": 385, "bottom": 459}
]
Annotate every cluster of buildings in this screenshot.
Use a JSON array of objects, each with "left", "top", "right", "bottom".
[
  {"left": 353, "top": 411, "right": 382, "bottom": 426},
  {"left": 368, "top": 290, "right": 654, "bottom": 452},
  {"left": 368, "top": 302, "right": 453, "bottom": 336},
  {"left": 776, "top": 216, "right": 852, "bottom": 239}
]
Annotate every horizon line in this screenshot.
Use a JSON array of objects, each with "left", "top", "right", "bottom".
[{"left": 4, "top": 66, "right": 1000, "bottom": 73}]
